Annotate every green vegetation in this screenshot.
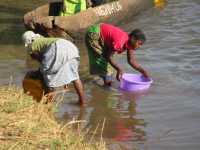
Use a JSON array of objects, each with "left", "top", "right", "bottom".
[{"left": 0, "top": 86, "right": 107, "bottom": 150}]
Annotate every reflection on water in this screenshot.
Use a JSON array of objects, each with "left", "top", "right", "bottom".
[
  {"left": 0, "top": 0, "right": 48, "bottom": 85},
  {"left": 0, "top": 0, "right": 200, "bottom": 150},
  {"left": 56, "top": 84, "right": 148, "bottom": 150},
  {"left": 56, "top": 0, "right": 200, "bottom": 149},
  {"left": 86, "top": 88, "right": 146, "bottom": 141},
  {"left": 0, "top": 0, "right": 48, "bottom": 45}
]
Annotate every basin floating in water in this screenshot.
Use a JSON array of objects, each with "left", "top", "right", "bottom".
[{"left": 120, "top": 73, "right": 153, "bottom": 92}]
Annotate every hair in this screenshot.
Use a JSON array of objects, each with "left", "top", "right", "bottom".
[
  {"left": 30, "top": 52, "right": 42, "bottom": 62},
  {"left": 129, "top": 29, "right": 146, "bottom": 43}
]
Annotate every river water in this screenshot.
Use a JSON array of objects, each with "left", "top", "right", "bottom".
[{"left": 0, "top": 0, "right": 200, "bottom": 150}]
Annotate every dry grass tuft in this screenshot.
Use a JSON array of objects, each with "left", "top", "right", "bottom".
[{"left": 0, "top": 86, "right": 107, "bottom": 150}]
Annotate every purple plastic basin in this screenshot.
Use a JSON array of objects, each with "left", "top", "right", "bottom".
[{"left": 120, "top": 73, "right": 153, "bottom": 92}]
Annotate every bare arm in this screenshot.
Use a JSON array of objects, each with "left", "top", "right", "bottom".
[
  {"left": 104, "top": 49, "right": 123, "bottom": 81},
  {"left": 127, "top": 49, "right": 150, "bottom": 78},
  {"left": 73, "top": 79, "right": 85, "bottom": 106}
]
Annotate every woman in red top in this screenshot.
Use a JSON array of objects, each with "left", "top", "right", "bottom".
[{"left": 85, "top": 23, "right": 150, "bottom": 86}]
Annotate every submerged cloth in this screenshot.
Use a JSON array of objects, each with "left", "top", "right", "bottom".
[
  {"left": 100, "top": 23, "right": 129, "bottom": 54},
  {"left": 59, "top": 0, "right": 87, "bottom": 16},
  {"left": 85, "top": 24, "right": 113, "bottom": 76},
  {"left": 36, "top": 39, "right": 80, "bottom": 88}
]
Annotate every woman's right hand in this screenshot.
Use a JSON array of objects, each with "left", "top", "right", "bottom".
[{"left": 142, "top": 70, "right": 150, "bottom": 78}]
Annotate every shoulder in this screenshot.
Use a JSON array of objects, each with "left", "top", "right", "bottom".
[{"left": 57, "top": 39, "right": 78, "bottom": 49}]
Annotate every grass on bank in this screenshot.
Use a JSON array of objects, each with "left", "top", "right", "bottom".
[{"left": 0, "top": 86, "right": 107, "bottom": 150}]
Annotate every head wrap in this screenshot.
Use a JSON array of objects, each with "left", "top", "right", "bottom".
[{"left": 22, "top": 31, "right": 41, "bottom": 47}]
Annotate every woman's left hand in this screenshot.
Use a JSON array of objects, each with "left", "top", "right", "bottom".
[{"left": 116, "top": 69, "right": 123, "bottom": 81}]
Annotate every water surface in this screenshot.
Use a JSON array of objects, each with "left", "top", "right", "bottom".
[{"left": 0, "top": 0, "right": 200, "bottom": 150}]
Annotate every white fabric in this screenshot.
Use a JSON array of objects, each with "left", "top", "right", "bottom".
[
  {"left": 56, "top": 39, "right": 79, "bottom": 61},
  {"left": 39, "top": 39, "right": 80, "bottom": 87},
  {"left": 22, "top": 31, "right": 41, "bottom": 47}
]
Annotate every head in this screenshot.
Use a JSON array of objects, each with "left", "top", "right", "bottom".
[
  {"left": 127, "top": 29, "right": 146, "bottom": 50},
  {"left": 22, "top": 31, "right": 42, "bottom": 61},
  {"left": 22, "top": 31, "right": 41, "bottom": 48}
]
